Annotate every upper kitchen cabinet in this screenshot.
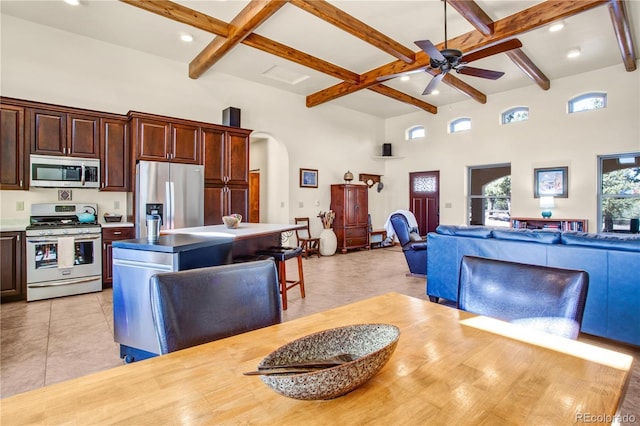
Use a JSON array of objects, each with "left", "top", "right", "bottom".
[
  {"left": 100, "top": 117, "right": 130, "bottom": 192},
  {"left": 29, "top": 107, "right": 100, "bottom": 158},
  {"left": 0, "top": 102, "right": 26, "bottom": 190},
  {"left": 202, "top": 126, "right": 250, "bottom": 186},
  {"left": 129, "top": 112, "right": 200, "bottom": 164}
]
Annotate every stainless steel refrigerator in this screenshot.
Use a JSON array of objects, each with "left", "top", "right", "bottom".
[{"left": 136, "top": 161, "right": 204, "bottom": 238}]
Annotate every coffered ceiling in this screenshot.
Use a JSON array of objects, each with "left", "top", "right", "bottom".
[{"left": 1, "top": 0, "right": 638, "bottom": 118}]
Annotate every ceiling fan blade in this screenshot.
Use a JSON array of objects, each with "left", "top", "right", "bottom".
[
  {"left": 376, "top": 66, "right": 429, "bottom": 82},
  {"left": 415, "top": 40, "right": 446, "bottom": 62},
  {"left": 457, "top": 66, "right": 504, "bottom": 80},
  {"left": 422, "top": 72, "right": 445, "bottom": 95},
  {"left": 460, "top": 39, "right": 523, "bottom": 63}
]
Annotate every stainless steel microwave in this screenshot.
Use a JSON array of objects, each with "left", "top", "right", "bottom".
[{"left": 30, "top": 155, "right": 100, "bottom": 188}]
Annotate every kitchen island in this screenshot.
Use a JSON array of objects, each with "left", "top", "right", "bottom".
[{"left": 163, "top": 223, "right": 304, "bottom": 260}]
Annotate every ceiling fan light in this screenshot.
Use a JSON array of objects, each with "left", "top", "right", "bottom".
[
  {"left": 549, "top": 22, "right": 564, "bottom": 32},
  {"left": 567, "top": 48, "right": 581, "bottom": 58},
  {"left": 180, "top": 33, "right": 194, "bottom": 43}
]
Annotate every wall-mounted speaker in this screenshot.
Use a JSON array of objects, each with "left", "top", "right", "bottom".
[
  {"left": 223, "top": 107, "right": 241, "bottom": 127},
  {"left": 382, "top": 143, "right": 392, "bottom": 157}
]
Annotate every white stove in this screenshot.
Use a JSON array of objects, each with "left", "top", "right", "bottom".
[{"left": 25, "top": 203, "right": 102, "bottom": 301}]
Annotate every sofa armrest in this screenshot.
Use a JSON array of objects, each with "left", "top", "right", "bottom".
[{"left": 407, "top": 242, "right": 427, "bottom": 251}]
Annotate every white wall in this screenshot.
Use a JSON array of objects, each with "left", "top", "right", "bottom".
[
  {"left": 0, "top": 15, "right": 385, "bottom": 235},
  {"left": 383, "top": 64, "right": 640, "bottom": 230}
]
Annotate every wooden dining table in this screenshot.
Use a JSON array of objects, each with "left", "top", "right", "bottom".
[{"left": 1, "top": 293, "right": 633, "bottom": 425}]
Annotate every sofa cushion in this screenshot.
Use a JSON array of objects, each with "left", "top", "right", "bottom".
[
  {"left": 561, "top": 232, "right": 640, "bottom": 252},
  {"left": 435, "top": 225, "right": 493, "bottom": 239},
  {"left": 491, "top": 228, "right": 561, "bottom": 244}
]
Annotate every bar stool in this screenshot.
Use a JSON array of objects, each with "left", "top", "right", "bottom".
[{"left": 257, "top": 246, "right": 305, "bottom": 310}]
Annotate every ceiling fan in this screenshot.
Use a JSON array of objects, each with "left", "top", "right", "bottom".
[{"left": 380, "top": 0, "right": 522, "bottom": 95}]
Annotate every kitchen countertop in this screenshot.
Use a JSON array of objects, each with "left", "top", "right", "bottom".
[
  {"left": 0, "top": 219, "right": 30, "bottom": 232},
  {"left": 101, "top": 221, "right": 134, "bottom": 228},
  {"left": 113, "top": 234, "right": 232, "bottom": 253},
  {"left": 162, "top": 223, "right": 304, "bottom": 240}
]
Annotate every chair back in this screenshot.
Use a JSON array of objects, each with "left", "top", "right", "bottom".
[
  {"left": 295, "top": 217, "right": 312, "bottom": 239},
  {"left": 150, "top": 259, "right": 282, "bottom": 354},
  {"left": 457, "top": 255, "right": 589, "bottom": 339},
  {"left": 390, "top": 213, "right": 411, "bottom": 246}
]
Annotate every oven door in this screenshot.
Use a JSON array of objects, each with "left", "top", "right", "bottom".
[{"left": 26, "top": 234, "right": 102, "bottom": 285}]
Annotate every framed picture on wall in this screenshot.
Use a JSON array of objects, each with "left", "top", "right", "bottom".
[
  {"left": 534, "top": 166, "right": 568, "bottom": 198},
  {"left": 300, "top": 168, "right": 318, "bottom": 188}
]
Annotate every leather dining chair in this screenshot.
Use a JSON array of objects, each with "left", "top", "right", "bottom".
[
  {"left": 457, "top": 255, "right": 589, "bottom": 339},
  {"left": 294, "top": 217, "right": 320, "bottom": 258},
  {"left": 149, "top": 259, "right": 282, "bottom": 354}
]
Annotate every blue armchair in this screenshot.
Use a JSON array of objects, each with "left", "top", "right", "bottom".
[{"left": 390, "top": 213, "right": 427, "bottom": 277}]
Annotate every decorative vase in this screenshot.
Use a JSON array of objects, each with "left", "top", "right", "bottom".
[{"left": 319, "top": 228, "right": 337, "bottom": 256}]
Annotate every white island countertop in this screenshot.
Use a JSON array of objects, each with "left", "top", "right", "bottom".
[{"left": 162, "top": 223, "right": 304, "bottom": 240}]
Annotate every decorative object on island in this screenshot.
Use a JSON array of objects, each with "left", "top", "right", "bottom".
[
  {"left": 539, "top": 196, "right": 555, "bottom": 218},
  {"left": 534, "top": 166, "right": 568, "bottom": 198},
  {"left": 359, "top": 173, "right": 382, "bottom": 188},
  {"left": 343, "top": 171, "right": 354, "bottom": 183},
  {"left": 222, "top": 213, "right": 242, "bottom": 229},
  {"left": 300, "top": 168, "right": 318, "bottom": 188},
  {"left": 318, "top": 210, "right": 337, "bottom": 256},
  {"left": 330, "top": 184, "right": 369, "bottom": 253}
]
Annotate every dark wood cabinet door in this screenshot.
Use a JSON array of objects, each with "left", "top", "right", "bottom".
[
  {"left": 228, "top": 185, "right": 248, "bottom": 219},
  {"left": 0, "top": 104, "right": 25, "bottom": 190},
  {"left": 204, "top": 186, "right": 226, "bottom": 225},
  {"left": 102, "top": 227, "right": 135, "bottom": 288},
  {"left": 202, "top": 127, "right": 225, "bottom": 184},
  {"left": 30, "top": 108, "right": 66, "bottom": 155},
  {"left": 171, "top": 123, "right": 200, "bottom": 164},
  {"left": 1, "top": 232, "right": 24, "bottom": 302},
  {"left": 100, "top": 118, "right": 130, "bottom": 191},
  {"left": 136, "top": 117, "right": 170, "bottom": 161},
  {"left": 226, "top": 131, "right": 249, "bottom": 185},
  {"left": 67, "top": 113, "right": 99, "bottom": 158}
]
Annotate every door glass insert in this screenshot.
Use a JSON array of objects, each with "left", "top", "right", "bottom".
[{"left": 413, "top": 176, "right": 437, "bottom": 193}]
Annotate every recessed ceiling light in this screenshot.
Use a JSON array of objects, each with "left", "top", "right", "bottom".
[
  {"left": 180, "top": 33, "right": 194, "bottom": 43},
  {"left": 431, "top": 90, "right": 440, "bottom": 95},
  {"left": 400, "top": 75, "right": 410, "bottom": 82},
  {"left": 567, "top": 48, "right": 581, "bottom": 59},
  {"left": 549, "top": 22, "right": 564, "bottom": 32},
  {"left": 63, "top": 0, "right": 80, "bottom": 5}
]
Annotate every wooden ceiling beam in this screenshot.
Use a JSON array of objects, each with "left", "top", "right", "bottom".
[
  {"left": 290, "top": 0, "right": 415, "bottom": 64},
  {"left": 121, "top": 0, "right": 358, "bottom": 83},
  {"left": 119, "top": 0, "right": 229, "bottom": 37},
  {"left": 440, "top": 73, "right": 487, "bottom": 104},
  {"left": 307, "top": 0, "right": 607, "bottom": 108},
  {"left": 608, "top": 0, "right": 637, "bottom": 72},
  {"left": 506, "top": 49, "right": 550, "bottom": 91},
  {"left": 368, "top": 85, "right": 437, "bottom": 114},
  {"left": 189, "top": 0, "right": 288, "bottom": 79},
  {"left": 448, "top": 0, "right": 494, "bottom": 36}
]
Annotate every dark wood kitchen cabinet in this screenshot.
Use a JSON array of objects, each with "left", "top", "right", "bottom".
[
  {"left": 129, "top": 112, "right": 200, "bottom": 164},
  {"left": 331, "top": 184, "right": 369, "bottom": 253},
  {"left": 1, "top": 231, "right": 25, "bottom": 302},
  {"left": 102, "top": 226, "right": 135, "bottom": 288},
  {"left": 100, "top": 117, "right": 130, "bottom": 191},
  {"left": 202, "top": 126, "right": 251, "bottom": 224},
  {"left": 29, "top": 107, "right": 100, "bottom": 158},
  {"left": 0, "top": 102, "right": 26, "bottom": 190}
]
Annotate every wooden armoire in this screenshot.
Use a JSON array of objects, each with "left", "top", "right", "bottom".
[{"left": 330, "top": 184, "right": 369, "bottom": 253}]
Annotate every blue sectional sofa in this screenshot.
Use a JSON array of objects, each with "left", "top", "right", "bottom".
[{"left": 427, "top": 225, "right": 640, "bottom": 346}]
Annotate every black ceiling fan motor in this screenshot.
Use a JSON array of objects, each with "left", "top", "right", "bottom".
[{"left": 430, "top": 48, "right": 463, "bottom": 70}]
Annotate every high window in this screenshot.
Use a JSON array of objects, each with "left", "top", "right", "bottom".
[
  {"left": 449, "top": 118, "right": 471, "bottom": 133},
  {"left": 406, "top": 125, "right": 425, "bottom": 140},
  {"left": 502, "top": 107, "right": 529, "bottom": 124},
  {"left": 568, "top": 92, "right": 607, "bottom": 113},
  {"left": 468, "top": 164, "right": 511, "bottom": 227},
  {"left": 598, "top": 153, "right": 640, "bottom": 233}
]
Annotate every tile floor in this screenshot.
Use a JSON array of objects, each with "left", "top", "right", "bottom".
[{"left": 1, "top": 246, "right": 639, "bottom": 422}]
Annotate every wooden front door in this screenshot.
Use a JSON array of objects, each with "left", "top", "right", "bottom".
[
  {"left": 249, "top": 171, "right": 260, "bottom": 223},
  {"left": 409, "top": 171, "right": 440, "bottom": 235}
]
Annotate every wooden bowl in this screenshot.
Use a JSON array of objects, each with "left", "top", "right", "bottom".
[{"left": 257, "top": 324, "right": 400, "bottom": 400}]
